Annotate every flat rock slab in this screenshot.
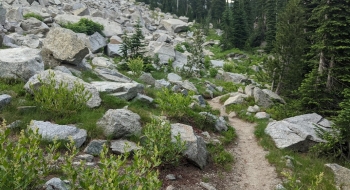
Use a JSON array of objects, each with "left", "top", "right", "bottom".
[
  {"left": 29, "top": 120, "right": 87, "bottom": 148},
  {"left": 0, "top": 47, "right": 44, "bottom": 81},
  {"left": 110, "top": 139, "right": 140, "bottom": 154},
  {"left": 24, "top": 70, "right": 101, "bottom": 108},
  {"left": 265, "top": 113, "right": 332, "bottom": 152}
]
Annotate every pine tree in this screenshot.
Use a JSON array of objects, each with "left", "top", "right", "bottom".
[
  {"left": 270, "top": 0, "right": 307, "bottom": 95},
  {"left": 231, "top": 0, "right": 248, "bottom": 49},
  {"left": 220, "top": 4, "right": 234, "bottom": 50}
]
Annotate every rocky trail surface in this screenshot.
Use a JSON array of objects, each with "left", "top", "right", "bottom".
[{"left": 207, "top": 97, "right": 281, "bottom": 190}]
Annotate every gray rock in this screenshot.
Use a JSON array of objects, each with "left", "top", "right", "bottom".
[
  {"left": 84, "top": 139, "right": 107, "bottom": 156},
  {"left": 21, "top": 18, "right": 49, "bottom": 35},
  {"left": 73, "top": 7, "right": 90, "bottom": 16},
  {"left": 24, "top": 70, "right": 101, "bottom": 108},
  {"left": 179, "top": 16, "right": 189, "bottom": 23},
  {"left": 86, "top": 32, "right": 106, "bottom": 53},
  {"left": 247, "top": 105, "right": 260, "bottom": 113},
  {"left": 0, "top": 3, "right": 6, "bottom": 26},
  {"left": 106, "top": 44, "right": 123, "bottom": 57},
  {"left": 210, "top": 60, "right": 224, "bottom": 68},
  {"left": 160, "top": 19, "right": 188, "bottom": 33},
  {"left": 135, "top": 93, "right": 154, "bottom": 103},
  {"left": 166, "top": 174, "right": 176, "bottom": 180},
  {"left": 76, "top": 154, "right": 94, "bottom": 162},
  {"left": 45, "top": 178, "right": 68, "bottom": 190},
  {"left": 254, "top": 87, "right": 274, "bottom": 108},
  {"left": 192, "top": 95, "right": 206, "bottom": 107},
  {"left": 200, "top": 182, "right": 216, "bottom": 190},
  {"left": 90, "top": 81, "right": 143, "bottom": 100},
  {"left": 171, "top": 123, "right": 208, "bottom": 169},
  {"left": 245, "top": 84, "right": 255, "bottom": 97},
  {"left": 173, "top": 51, "right": 188, "bottom": 69},
  {"left": 53, "top": 66, "right": 72, "bottom": 75},
  {"left": 167, "top": 73, "right": 182, "bottom": 82},
  {"left": 275, "top": 184, "right": 286, "bottom": 190},
  {"left": 139, "top": 73, "right": 155, "bottom": 86},
  {"left": 110, "top": 139, "right": 140, "bottom": 154},
  {"left": 223, "top": 72, "right": 247, "bottom": 84},
  {"left": 97, "top": 109, "right": 142, "bottom": 139},
  {"left": 6, "top": 120, "right": 21, "bottom": 129},
  {"left": 94, "top": 67, "right": 132, "bottom": 83},
  {"left": 255, "top": 112, "right": 270, "bottom": 119},
  {"left": 224, "top": 93, "right": 248, "bottom": 106},
  {"left": 173, "top": 80, "right": 198, "bottom": 93},
  {"left": 0, "top": 47, "right": 44, "bottom": 81},
  {"left": 265, "top": 113, "right": 332, "bottom": 152},
  {"left": 6, "top": 7, "right": 23, "bottom": 22},
  {"left": 153, "top": 42, "right": 175, "bottom": 64},
  {"left": 325, "top": 163, "right": 350, "bottom": 190},
  {"left": 42, "top": 27, "right": 89, "bottom": 65},
  {"left": 91, "top": 57, "right": 114, "bottom": 68},
  {"left": 3, "top": 33, "right": 41, "bottom": 49},
  {"left": 155, "top": 79, "right": 171, "bottom": 89},
  {"left": 109, "top": 35, "right": 123, "bottom": 44},
  {"left": 29, "top": 120, "right": 87, "bottom": 148},
  {"left": 0, "top": 94, "right": 11, "bottom": 110},
  {"left": 200, "top": 112, "right": 228, "bottom": 132},
  {"left": 262, "top": 89, "right": 286, "bottom": 104}
]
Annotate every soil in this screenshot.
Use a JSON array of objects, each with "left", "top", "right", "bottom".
[{"left": 160, "top": 97, "right": 281, "bottom": 189}]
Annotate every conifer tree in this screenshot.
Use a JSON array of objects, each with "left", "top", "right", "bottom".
[
  {"left": 232, "top": 0, "right": 248, "bottom": 49},
  {"left": 221, "top": 4, "right": 234, "bottom": 50}
]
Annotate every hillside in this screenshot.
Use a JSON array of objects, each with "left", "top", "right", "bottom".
[{"left": 0, "top": 0, "right": 349, "bottom": 189}]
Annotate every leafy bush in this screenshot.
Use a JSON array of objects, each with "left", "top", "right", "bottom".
[
  {"left": 209, "top": 68, "right": 218, "bottom": 78},
  {"left": 0, "top": 121, "right": 61, "bottom": 189},
  {"left": 23, "top": 13, "right": 43, "bottom": 21},
  {"left": 61, "top": 18, "right": 104, "bottom": 35},
  {"left": 155, "top": 88, "right": 193, "bottom": 118},
  {"left": 207, "top": 143, "right": 233, "bottom": 169},
  {"left": 127, "top": 57, "right": 144, "bottom": 76},
  {"left": 175, "top": 44, "right": 185, "bottom": 53},
  {"left": 142, "top": 119, "right": 186, "bottom": 167},
  {"left": 30, "top": 71, "right": 91, "bottom": 117},
  {"left": 62, "top": 143, "right": 162, "bottom": 190},
  {"left": 223, "top": 62, "right": 235, "bottom": 72}
]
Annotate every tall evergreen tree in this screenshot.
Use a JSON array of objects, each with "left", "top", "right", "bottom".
[
  {"left": 231, "top": 0, "right": 249, "bottom": 49},
  {"left": 269, "top": 0, "right": 307, "bottom": 95},
  {"left": 220, "top": 4, "right": 234, "bottom": 50}
]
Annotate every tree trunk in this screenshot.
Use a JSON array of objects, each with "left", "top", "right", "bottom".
[
  {"left": 318, "top": 50, "right": 326, "bottom": 75},
  {"left": 326, "top": 55, "right": 334, "bottom": 91}
]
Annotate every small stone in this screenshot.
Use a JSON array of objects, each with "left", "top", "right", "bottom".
[
  {"left": 166, "top": 185, "right": 176, "bottom": 190},
  {"left": 286, "top": 159, "right": 294, "bottom": 168},
  {"left": 45, "top": 178, "right": 68, "bottom": 190},
  {"left": 199, "top": 182, "right": 216, "bottom": 190},
  {"left": 229, "top": 112, "right": 237, "bottom": 118},
  {"left": 201, "top": 131, "right": 211, "bottom": 139},
  {"left": 76, "top": 154, "right": 94, "bottom": 162},
  {"left": 83, "top": 139, "right": 107, "bottom": 156},
  {"left": 166, "top": 174, "right": 176, "bottom": 180},
  {"left": 275, "top": 184, "right": 286, "bottom": 190}
]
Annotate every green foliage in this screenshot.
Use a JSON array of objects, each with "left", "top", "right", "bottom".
[
  {"left": 207, "top": 143, "right": 233, "bottom": 170},
  {"left": 142, "top": 119, "right": 186, "bottom": 167},
  {"left": 220, "top": 126, "right": 237, "bottom": 145},
  {"left": 219, "top": 94, "right": 230, "bottom": 104},
  {"left": 155, "top": 88, "right": 193, "bottom": 118},
  {"left": 61, "top": 18, "right": 104, "bottom": 35},
  {"left": 120, "top": 20, "right": 146, "bottom": 60},
  {"left": 209, "top": 68, "right": 218, "bottom": 78},
  {"left": 23, "top": 13, "right": 43, "bottom": 21},
  {"left": 175, "top": 44, "right": 185, "bottom": 53},
  {"left": 62, "top": 142, "right": 162, "bottom": 190},
  {"left": 0, "top": 122, "right": 61, "bottom": 189},
  {"left": 127, "top": 57, "right": 144, "bottom": 77},
  {"left": 30, "top": 71, "right": 91, "bottom": 117},
  {"left": 223, "top": 62, "right": 235, "bottom": 72}
]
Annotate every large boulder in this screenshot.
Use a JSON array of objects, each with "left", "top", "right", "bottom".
[
  {"left": 0, "top": 47, "right": 44, "bottom": 81},
  {"left": 91, "top": 81, "right": 144, "bottom": 101},
  {"left": 153, "top": 42, "right": 175, "bottom": 64},
  {"left": 97, "top": 109, "right": 142, "bottom": 139},
  {"left": 325, "top": 163, "right": 350, "bottom": 190},
  {"left": 86, "top": 32, "right": 106, "bottom": 53},
  {"left": 93, "top": 67, "right": 132, "bottom": 83},
  {"left": 223, "top": 72, "right": 248, "bottom": 84},
  {"left": 138, "top": 73, "right": 155, "bottom": 86},
  {"left": 110, "top": 139, "right": 140, "bottom": 154},
  {"left": 20, "top": 17, "right": 49, "bottom": 35},
  {"left": 254, "top": 87, "right": 274, "bottom": 108},
  {"left": 160, "top": 19, "right": 188, "bottom": 33},
  {"left": 171, "top": 123, "right": 208, "bottom": 169},
  {"left": 224, "top": 93, "right": 248, "bottom": 106},
  {"left": 265, "top": 113, "right": 332, "bottom": 152},
  {"left": 42, "top": 27, "right": 89, "bottom": 65},
  {"left": 262, "top": 89, "right": 286, "bottom": 104},
  {"left": 54, "top": 14, "right": 123, "bottom": 37},
  {"left": 24, "top": 70, "right": 101, "bottom": 108},
  {"left": 29, "top": 120, "right": 87, "bottom": 148},
  {"left": 199, "top": 112, "right": 228, "bottom": 132}
]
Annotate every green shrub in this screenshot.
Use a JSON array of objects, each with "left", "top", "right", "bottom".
[
  {"left": 175, "top": 44, "right": 185, "bottom": 53},
  {"left": 142, "top": 119, "right": 186, "bottom": 167},
  {"left": 209, "top": 68, "right": 218, "bottom": 78},
  {"left": 61, "top": 18, "right": 104, "bottom": 35},
  {"left": 30, "top": 71, "right": 91, "bottom": 117},
  {"left": 207, "top": 143, "right": 233, "bottom": 170},
  {"left": 223, "top": 62, "right": 235, "bottom": 72},
  {"left": 62, "top": 143, "right": 162, "bottom": 190},
  {"left": 0, "top": 121, "right": 61, "bottom": 189},
  {"left": 155, "top": 88, "right": 193, "bottom": 118},
  {"left": 220, "top": 127, "right": 237, "bottom": 145},
  {"left": 127, "top": 57, "right": 144, "bottom": 76},
  {"left": 23, "top": 13, "right": 43, "bottom": 21}
]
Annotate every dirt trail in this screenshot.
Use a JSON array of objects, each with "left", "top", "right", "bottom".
[{"left": 208, "top": 98, "right": 281, "bottom": 190}]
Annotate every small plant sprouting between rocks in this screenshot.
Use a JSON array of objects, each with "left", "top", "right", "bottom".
[
  {"left": 62, "top": 139, "right": 162, "bottom": 189},
  {"left": 23, "top": 12, "right": 43, "bottom": 21},
  {"left": 30, "top": 71, "right": 92, "bottom": 117},
  {"left": 142, "top": 119, "right": 186, "bottom": 167},
  {"left": 60, "top": 18, "right": 104, "bottom": 35},
  {"left": 0, "top": 120, "right": 61, "bottom": 189},
  {"left": 127, "top": 57, "right": 144, "bottom": 77}
]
